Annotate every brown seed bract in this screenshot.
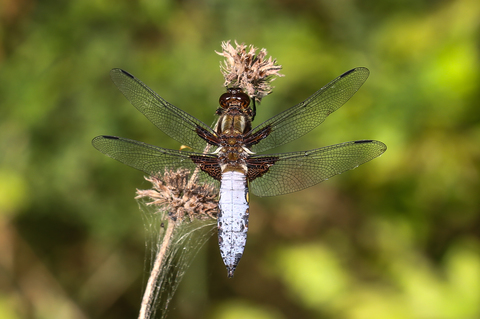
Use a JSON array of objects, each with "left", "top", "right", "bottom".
[{"left": 135, "top": 169, "right": 218, "bottom": 222}]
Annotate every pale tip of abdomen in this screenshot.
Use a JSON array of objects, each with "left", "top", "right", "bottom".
[{"left": 227, "top": 266, "right": 236, "bottom": 278}]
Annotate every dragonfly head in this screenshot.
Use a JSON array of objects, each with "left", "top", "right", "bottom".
[{"left": 219, "top": 88, "right": 250, "bottom": 110}]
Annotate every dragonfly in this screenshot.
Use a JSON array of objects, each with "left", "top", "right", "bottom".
[{"left": 92, "top": 67, "right": 386, "bottom": 278}]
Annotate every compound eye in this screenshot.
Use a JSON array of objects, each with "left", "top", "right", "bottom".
[
  {"left": 237, "top": 93, "right": 250, "bottom": 108},
  {"left": 219, "top": 93, "right": 230, "bottom": 108}
]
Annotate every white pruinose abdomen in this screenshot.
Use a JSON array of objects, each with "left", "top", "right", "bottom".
[{"left": 218, "top": 170, "right": 249, "bottom": 277}]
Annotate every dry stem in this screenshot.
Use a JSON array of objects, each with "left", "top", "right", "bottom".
[
  {"left": 136, "top": 146, "right": 216, "bottom": 319},
  {"left": 138, "top": 220, "right": 176, "bottom": 319}
]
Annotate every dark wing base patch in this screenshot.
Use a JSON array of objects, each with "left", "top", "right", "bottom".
[
  {"left": 246, "top": 156, "right": 279, "bottom": 181},
  {"left": 190, "top": 155, "right": 222, "bottom": 180}
]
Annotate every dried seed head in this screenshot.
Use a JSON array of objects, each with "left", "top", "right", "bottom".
[
  {"left": 216, "top": 40, "right": 284, "bottom": 103},
  {"left": 135, "top": 169, "right": 218, "bottom": 222}
]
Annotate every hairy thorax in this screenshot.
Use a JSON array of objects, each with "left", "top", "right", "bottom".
[{"left": 216, "top": 109, "right": 252, "bottom": 173}]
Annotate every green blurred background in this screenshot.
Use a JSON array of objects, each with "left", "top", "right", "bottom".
[{"left": 1, "top": 0, "right": 479, "bottom": 318}]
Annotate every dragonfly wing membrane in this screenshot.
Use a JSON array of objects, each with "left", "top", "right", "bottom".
[
  {"left": 249, "top": 140, "right": 386, "bottom": 197},
  {"left": 110, "top": 69, "right": 216, "bottom": 152},
  {"left": 250, "top": 67, "right": 370, "bottom": 153},
  {"left": 92, "top": 135, "right": 219, "bottom": 186}
]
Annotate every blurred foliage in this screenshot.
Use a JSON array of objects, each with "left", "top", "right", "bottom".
[{"left": 1, "top": 0, "right": 479, "bottom": 318}]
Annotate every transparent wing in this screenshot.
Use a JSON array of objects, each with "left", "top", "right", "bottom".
[
  {"left": 250, "top": 68, "right": 370, "bottom": 153},
  {"left": 92, "top": 135, "right": 219, "bottom": 187},
  {"left": 249, "top": 140, "right": 386, "bottom": 197},
  {"left": 110, "top": 69, "right": 216, "bottom": 152}
]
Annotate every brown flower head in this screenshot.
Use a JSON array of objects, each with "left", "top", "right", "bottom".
[
  {"left": 135, "top": 169, "right": 218, "bottom": 222},
  {"left": 216, "top": 40, "right": 284, "bottom": 103}
]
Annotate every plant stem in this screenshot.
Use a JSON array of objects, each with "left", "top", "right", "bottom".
[{"left": 138, "top": 219, "right": 176, "bottom": 319}]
